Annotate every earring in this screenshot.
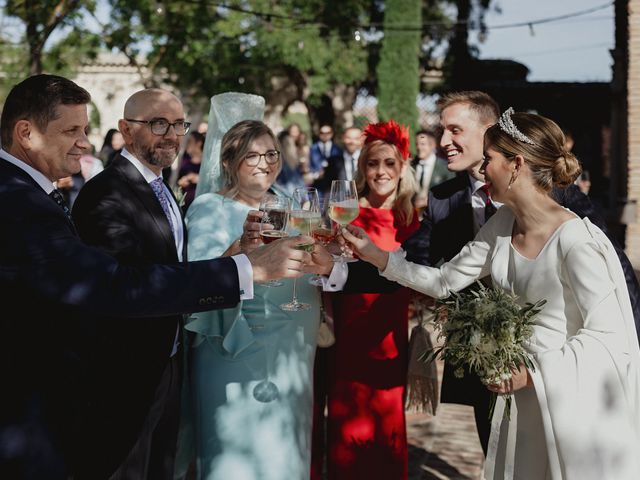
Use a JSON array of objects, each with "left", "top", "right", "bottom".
[{"left": 508, "top": 173, "right": 516, "bottom": 190}]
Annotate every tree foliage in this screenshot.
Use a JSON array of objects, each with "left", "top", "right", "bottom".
[
  {"left": 104, "top": 0, "right": 370, "bottom": 127},
  {"left": 4, "top": 0, "right": 96, "bottom": 74},
  {"left": 376, "top": 0, "right": 421, "bottom": 142}
]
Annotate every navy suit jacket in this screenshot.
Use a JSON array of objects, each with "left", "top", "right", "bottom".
[
  {"left": 0, "top": 159, "right": 240, "bottom": 480},
  {"left": 70, "top": 154, "right": 189, "bottom": 478},
  {"left": 309, "top": 141, "right": 342, "bottom": 173}
]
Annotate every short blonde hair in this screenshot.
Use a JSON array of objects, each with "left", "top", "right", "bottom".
[
  {"left": 354, "top": 139, "right": 417, "bottom": 226},
  {"left": 220, "top": 120, "right": 282, "bottom": 199},
  {"left": 437, "top": 91, "right": 500, "bottom": 124}
]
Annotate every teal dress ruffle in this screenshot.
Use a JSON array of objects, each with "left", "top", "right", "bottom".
[{"left": 176, "top": 192, "right": 320, "bottom": 480}]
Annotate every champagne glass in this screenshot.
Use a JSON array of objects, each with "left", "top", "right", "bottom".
[
  {"left": 308, "top": 200, "right": 337, "bottom": 286},
  {"left": 280, "top": 187, "right": 320, "bottom": 311},
  {"left": 328, "top": 180, "right": 359, "bottom": 262},
  {"left": 258, "top": 195, "right": 291, "bottom": 287}
]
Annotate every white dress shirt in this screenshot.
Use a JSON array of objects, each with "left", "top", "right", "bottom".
[
  {"left": 414, "top": 152, "right": 437, "bottom": 192},
  {"left": 343, "top": 149, "right": 360, "bottom": 181},
  {"left": 469, "top": 173, "right": 501, "bottom": 233}
]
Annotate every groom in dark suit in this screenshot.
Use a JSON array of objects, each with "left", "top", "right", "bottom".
[
  {"left": 72, "top": 88, "right": 194, "bottom": 479},
  {"left": 0, "top": 74, "right": 311, "bottom": 480}
]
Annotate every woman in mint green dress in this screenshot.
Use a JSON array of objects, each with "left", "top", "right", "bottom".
[{"left": 180, "top": 119, "right": 320, "bottom": 480}]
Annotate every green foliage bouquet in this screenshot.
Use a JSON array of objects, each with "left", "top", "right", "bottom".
[{"left": 424, "top": 283, "right": 546, "bottom": 418}]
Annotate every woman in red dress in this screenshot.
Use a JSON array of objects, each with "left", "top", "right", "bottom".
[{"left": 312, "top": 120, "right": 420, "bottom": 479}]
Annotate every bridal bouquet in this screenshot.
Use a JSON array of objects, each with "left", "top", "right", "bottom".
[{"left": 423, "top": 283, "right": 546, "bottom": 418}]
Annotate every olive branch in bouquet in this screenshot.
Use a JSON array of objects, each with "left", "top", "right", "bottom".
[{"left": 421, "top": 282, "right": 546, "bottom": 419}]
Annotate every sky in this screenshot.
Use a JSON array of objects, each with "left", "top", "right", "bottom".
[
  {"left": 1, "top": 0, "right": 616, "bottom": 84},
  {"left": 475, "top": 0, "right": 615, "bottom": 82}
]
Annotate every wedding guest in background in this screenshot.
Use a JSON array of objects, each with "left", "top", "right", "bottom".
[
  {"left": 309, "top": 124, "right": 342, "bottom": 178},
  {"left": 275, "top": 123, "right": 306, "bottom": 195},
  {"left": 312, "top": 127, "right": 363, "bottom": 200},
  {"left": 98, "top": 127, "right": 125, "bottom": 166},
  {"left": 411, "top": 129, "right": 454, "bottom": 209},
  {"left": 344, "top": 109, "right": 640, "bottom": 480},
  {"left": 177, "top": 131, "right": 205, "bottom": 210},
  {"left": 177, "top": 119, "right": 321, "bottom": 480},
  {"left": 311, "top": 120, "right": 419, "bottom": 480}
]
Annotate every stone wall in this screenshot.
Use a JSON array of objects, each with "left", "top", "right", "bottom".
[{"left": 627, "top": 0, "right": 640, "bottom": 266}]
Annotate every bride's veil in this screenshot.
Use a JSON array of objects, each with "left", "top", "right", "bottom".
[{"left": 195, "top": 92, "right": 266, "bottom": 197}]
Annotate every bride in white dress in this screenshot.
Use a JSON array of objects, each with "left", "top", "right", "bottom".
[{"left": 343, "top": 109, "right": 640, "bottom": 479}]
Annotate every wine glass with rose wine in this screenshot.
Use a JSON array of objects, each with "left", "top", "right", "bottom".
[
  {"left": 328, "top": 180, "right": 359, "bottom": 262},
  {"left": 258, "top": 194, "right": 291, "bottom": 287},
  {"left": 280, "top": 187, "right": 320, "bottom": 311},
  {"left": 308, "top": 199, "right": 337, "bottom": 286}
]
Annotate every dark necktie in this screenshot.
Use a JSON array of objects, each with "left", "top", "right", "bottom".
[
  {"left": 150, "top": 177, "right": 175, "bottom": 235},
  {"left": 418, "top": 163, "right": 426, "bottom": 190},
  {"left": 480, "top": 184, "right": 497, "bottom": 222},
  {"left": 49, "top": 189, "right": 72, "bottom": 220}
]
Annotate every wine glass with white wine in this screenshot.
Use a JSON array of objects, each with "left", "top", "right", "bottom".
[
  {"left": 280, "top": 187, "right": 320, "bottom": 311},
  {"left": 328, "top": 180, "right": 359, "bottom": 262}
]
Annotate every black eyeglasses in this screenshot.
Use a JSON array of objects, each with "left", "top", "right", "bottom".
[
  {"left": 244, "top": 150, "right": 280, "bottom": 167},
  {"left": 125, "top": 118, "right": 191, "bottom": 136}
]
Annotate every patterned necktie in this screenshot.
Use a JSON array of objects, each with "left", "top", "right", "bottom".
[
  {"left": 49, "top": 189, "right": 72, "bottom": 220},
  {"left": 479, "top": 184, "right": 497, "bottom": 222},
  {"left": 150, "top": 177, "right": 175, "bottom": 234}
]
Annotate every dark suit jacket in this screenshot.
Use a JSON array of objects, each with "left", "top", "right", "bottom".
[
  {"left": 312, "top": 152, "right": 352, "bottom": 196},
  {"left": 309, "top": 141, "right": 342, "bottom": 173},
  {"left": 0, "top": 159, "right": 240, "bottom": 480},
  {"left": 70, "top": 154, "right": 188, "bottom": 478}
]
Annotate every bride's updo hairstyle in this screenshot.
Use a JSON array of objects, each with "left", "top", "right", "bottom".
[{"left": 484, "top": 111, "right": 581, "bottom": 192}]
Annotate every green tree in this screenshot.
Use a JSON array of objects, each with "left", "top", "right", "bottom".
[
  {"left": 376, "top": 0, "right": 421, "bottom": 141},
  {"left": 4, "top": 0, "right": 96, "bottom": 74},
  {"left": 104, "top": 0, "right": 370, "bottom": 129}
]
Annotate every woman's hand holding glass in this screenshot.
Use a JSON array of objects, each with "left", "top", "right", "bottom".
[
  {"left": 340, "top": 224, "right": 389, "bottom": 271},
  {"left": 239, "top": 210, "right": 266, "bottom": 254}
]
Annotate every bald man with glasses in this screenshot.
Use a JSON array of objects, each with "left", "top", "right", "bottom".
[{"left": 72, "top": 88, "right": 210, "bottom": 479}]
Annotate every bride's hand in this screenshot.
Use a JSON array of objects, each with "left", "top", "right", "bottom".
[
  {"left": 486, "top": 365, "right": 533, "bottom": 394},
  {"left": 341, "top": 225, "right": 389, "bottom": 270}
]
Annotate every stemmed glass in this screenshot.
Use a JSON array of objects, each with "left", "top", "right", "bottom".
[
  {"left": 308, "top": 199, "right": 337, "bottom": 286},
  {"left": 328, "top": 180, "right": 359, "bottom": 262},
  {"left": 258, "top": 195, "right": 291, "bottom": 287},
  {"left": 280, "top": 187, "right": 320, "bottom": 311}
]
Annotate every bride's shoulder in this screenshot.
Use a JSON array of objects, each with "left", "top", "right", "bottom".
[{"left": 555, "top": 216, "right": 602, "bottom": 257}]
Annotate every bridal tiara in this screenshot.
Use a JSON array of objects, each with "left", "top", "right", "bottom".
[{"left": 497, "top": 107, "right": 536, "bottom": 146}]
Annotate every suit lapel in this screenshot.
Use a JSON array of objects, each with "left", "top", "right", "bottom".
[
  {"left": 111, "top": 155, "right": 177, "bottom": 257},
  {"left": 1, "top": 161, "right": 79, "bottom": 236}
]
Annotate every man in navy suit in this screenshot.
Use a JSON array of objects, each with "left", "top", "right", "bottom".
[
  {"left": 313, "top": 126, "right": 362, "bottom": 197},
  {"left": 309, "top": 124, "right": 343, "bottom": 178},
  {"left": 0, "top": 74, "right": 310, "bottom": 480}
]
